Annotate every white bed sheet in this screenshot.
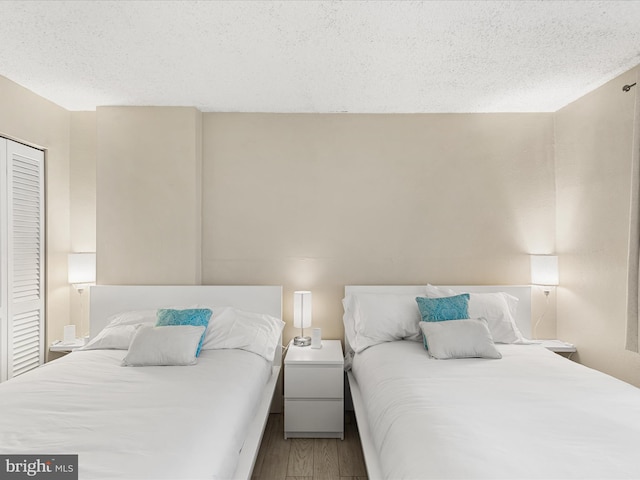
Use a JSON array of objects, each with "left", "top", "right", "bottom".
[
  {"left": 0, "top": 348, "right": 272, "bottom": 479},
  {"left": 351, "top": 341, "right": 640, "bottom": 479}
]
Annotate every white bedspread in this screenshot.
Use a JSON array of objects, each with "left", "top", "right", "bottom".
[
  {"left": 351, "top": 341, "right": 640, "bottom": 479},
  {"left": 0, "top": 348, "right": 272, "bottom": 479}
]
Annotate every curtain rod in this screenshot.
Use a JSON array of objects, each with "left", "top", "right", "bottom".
[{"left": 623, "top": 82, "right": 637, "bottom": 92}]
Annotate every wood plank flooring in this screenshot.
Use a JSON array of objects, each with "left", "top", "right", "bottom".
[{"left": 252, "top": 412, "right": 368, "bottom": 480}]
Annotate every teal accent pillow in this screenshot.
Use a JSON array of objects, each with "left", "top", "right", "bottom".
[
  {"left": 155, "top": 308, "right": 212, "bottom": 356},
  {"left": 415, "top": 294, "right": 470, "bottom": 349}
]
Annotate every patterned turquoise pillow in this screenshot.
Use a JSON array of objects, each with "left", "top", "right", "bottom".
[
  {"left": 415, "top": 294, "right": 470, "bottom": 349},
  {"left": 156, "top": 308, "right": 212, "bottom": 356}
]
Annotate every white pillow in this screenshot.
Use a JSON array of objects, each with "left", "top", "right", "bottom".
[
  {"left": 342, "top": 295, "right": 358, "bottom": 353},
  {"left": 425, "top": 285, "right": 524, "bottom": 343},
  {"left": 419, "top": 318, "right": 502, "bottom": 360},
  {"left": 468, "top": 292, "right": 524, "bottom": 343},
  {"left": 83, "top": 309, "right": 158, "bottom": 350},
  {"left": 201, "top": 307, "right": 284, "bottom": 362},
  {"left": 344, "top": 293, "right": 424, "bottom": 353},
  {"left": 98, "top": 306, "right": 199, "bottom": 329},
  {"left": 425, "top": 284, "right": 456, "bottom": 297},
  {"left": 88, "top": 307, "right": 200, "bottom": 350},
  {"left": 81, "top": 324, "right": 147, "bottom": 350},
  {"left": 122, "top": 325, "right": 205, "bottom": 366},
  {"left": 101, "top": 309, "right": 158, "bottom": 328}
]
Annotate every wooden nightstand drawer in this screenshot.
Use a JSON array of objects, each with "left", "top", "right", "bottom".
[
  {"left": 285, "top": 365, "right": 343, "bottom": 399},
  {"left": 284, "top": 399, "right": 343, "bottom": 434}
]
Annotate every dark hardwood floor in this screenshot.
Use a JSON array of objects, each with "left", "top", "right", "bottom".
[{"left": 252, "top": 412, "right": 368, "bottom": 480}]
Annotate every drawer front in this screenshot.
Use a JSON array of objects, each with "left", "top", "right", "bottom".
[
  {"left": 285, "top": 399, "right": 343, "bottom": 433},
  {"left": 285, "top": 365, "right": 343, "bottom": 399}
]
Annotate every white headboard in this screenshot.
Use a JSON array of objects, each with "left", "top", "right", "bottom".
[
  {"left": 89, "top": 285, "right": 283, "bottom": 364},
  {"left": 344, "top": 285, "right": 532, "bottom": 348}
]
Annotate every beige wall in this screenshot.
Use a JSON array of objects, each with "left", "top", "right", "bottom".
[
  {"left": 202, "top": 113, "right": 556, "bottom": 342},
  {"left": 0, "top": 75, "right": 71, "bottom": 355},
  {"left": 96, "top": 107, "right": 202, "bottom": 285},
  {"left": 69, "top": 112, "right": 97, "bottom": 335},
  {"left": 74, "top": 68, "right": 640, "bottom": 386},
  {"left": 70, "top": 112, "right": 97, "bottom": 252},
  {"left": 5, "top": 64, "right": 640, "bottom": 384},
  {"left": 556, "top": 66, "right": 640, "bottom": 386}
]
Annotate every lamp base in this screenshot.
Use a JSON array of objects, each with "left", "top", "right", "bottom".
[{"left": 293, "top": 335, "right": 311, "bottom": 347}]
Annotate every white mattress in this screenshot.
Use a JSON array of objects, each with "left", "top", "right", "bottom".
[
  {"left": 0, "top": 348, "right": 272, "bottom": 479},
  {"left": 351, "top": 341, "right": 640, "bottom": 479}
]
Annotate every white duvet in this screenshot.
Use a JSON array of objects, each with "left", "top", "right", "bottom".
[
  {"left": 352, "top": 341, "right": 640, "bottom": 479},
  {"left": 0, "top": 348, "right": 272, "bottom": 479}
]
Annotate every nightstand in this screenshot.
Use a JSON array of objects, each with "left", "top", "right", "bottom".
[
  {"left": 49, "top": 339, "right": 86, "bottom": 353},
  {"left": 284, "top": 339, "right": 344, "bottom": 439},
  {"left": 536, "top": 339, "right": 576, "bottom": 358}
]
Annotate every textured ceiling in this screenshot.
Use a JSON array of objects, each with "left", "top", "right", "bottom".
[{"left": 1, "top": 0, "right": 640, "bottom": 113}]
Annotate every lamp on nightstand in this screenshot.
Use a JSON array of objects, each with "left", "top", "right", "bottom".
[
  {"left": 530, "top": 254, "right": 559, "bottom": 338},
  {"left": 68, "top": 252, "right": 96, "bottom": 293},
  {"left": 293, "top": 290, "right": 312, "bottom": 347},
  {"left": 530, "top": 254, "right": 559, "bottom": 296},
  {"left": 68, "top": 252, "right": 96, "bottom": 342}
]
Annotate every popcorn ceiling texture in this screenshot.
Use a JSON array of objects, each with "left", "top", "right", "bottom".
[{"left": 1, "top": 0, "right": 640, "bottom": 113}]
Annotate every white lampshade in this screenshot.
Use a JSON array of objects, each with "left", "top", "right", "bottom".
[
  {"left": 293, "top": 291, "right": 312, "bottom": 328},
  {"left": 68, "top": 253, "right": 96, "bottom": 287},
  {"left": 530, "top": 255, "right": 559, "bottom": 286}
]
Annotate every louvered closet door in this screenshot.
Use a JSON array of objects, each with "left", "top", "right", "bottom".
[{"left": 3, "top": 140, "right": 45, "bottom": 381}]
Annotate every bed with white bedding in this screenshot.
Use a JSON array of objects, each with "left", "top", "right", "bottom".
[
  {"left": 345, "top": 285, "right": 640, "bottom": 479},
  {"left": 0, "top": 285, "right": 284, "bottom": 480}
]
